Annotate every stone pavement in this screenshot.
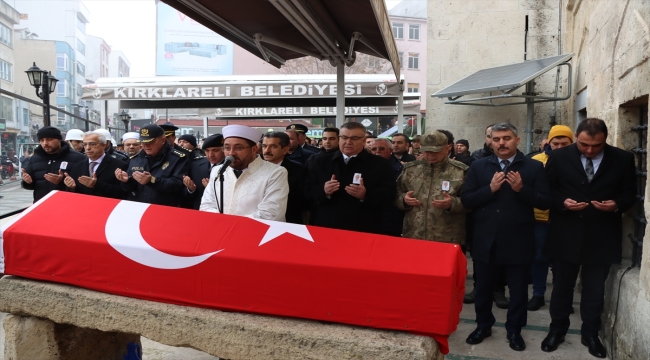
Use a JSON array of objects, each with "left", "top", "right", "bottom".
[{"left": 447, "top": 257, "right": 608, "bottom": 360}]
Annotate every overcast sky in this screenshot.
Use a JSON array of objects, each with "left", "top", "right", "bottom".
[{"left": 83, "top": 0, "right": 401, "bottom": 77}]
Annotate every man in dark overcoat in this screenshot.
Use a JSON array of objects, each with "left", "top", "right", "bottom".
[
  {"left": 540, "top": 118, "right": 636, "bottom": 358},
  {"left": 461, "top": 122, "right": 551, "bottom": 352}
]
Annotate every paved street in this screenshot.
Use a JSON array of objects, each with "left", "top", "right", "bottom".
[{"left": 0, "top": 179, "right": 33, "bottom": 217}]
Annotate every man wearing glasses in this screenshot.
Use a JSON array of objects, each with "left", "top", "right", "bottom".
[
  {"left": 200, "top": 125, "right": 289, "bottom": 221},
  {"left": 64, "top": 130, "right": 127, "bottom": 199},
  {"left": 122, "top": 132, "right": 141, "bottom": 157},
  {"left": 305, "top": 122, "right": 395, "bottom": 234},
  {"left": 114, "top": 124, "right": 189, "bottom": 207}
]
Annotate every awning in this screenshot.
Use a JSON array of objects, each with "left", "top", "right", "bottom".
[{"left": 161, "top": 0, "right": 400, "bottom": 80}]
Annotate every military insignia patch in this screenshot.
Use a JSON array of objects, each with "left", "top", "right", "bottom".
[
  {"left": 141, "top": 129, "right": 149, "bottom": 136},
  {"left": 162, "top": 161, "right": 169, "bottom": 170}
]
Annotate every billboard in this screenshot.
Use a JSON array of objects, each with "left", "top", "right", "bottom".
[{"left": 156, "top": 2, "right": 234, "bottom": 76}]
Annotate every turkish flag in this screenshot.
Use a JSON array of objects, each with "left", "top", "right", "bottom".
[{"left": 0, "top": 191, "right": 466, "bottom": 353}]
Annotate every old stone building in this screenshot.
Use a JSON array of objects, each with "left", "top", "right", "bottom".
[{"left": 427, "top": 1, "right": 649, "bottom": 359}]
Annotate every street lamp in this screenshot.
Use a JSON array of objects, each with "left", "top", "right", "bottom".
[
  {"left": 119, "top": 110, "right": 131, "bottom": 132},
  {"left": 25, "top": 62, "right": 58, "bottom": 127}
]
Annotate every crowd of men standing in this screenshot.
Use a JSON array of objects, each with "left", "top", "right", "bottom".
[{"left": 20, "top": 117, "right": 634, "bottom": 359}]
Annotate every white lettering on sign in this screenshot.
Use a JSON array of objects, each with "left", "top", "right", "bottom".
[
  {"left": 241, "top": 86, "right": 253, "bottom": 96},
  {"left": 135, "top": 88, "right": 146, "bottom": 98},
  {"left": 314, "top": 84, "right": 327, "bottom": 95},
  {"left": 174, "top": 88, "right": 186, "bottom": 98},
  {"left": 148, "top": 88, "right": 161, "bottom": 98},
  {"left": 201, "top": 87, "right": 212, "bottom": 97},
  {"left": 281, "top": 85, "right": 291, "bottom": 95},
  {"left": 295, "top": 85, "right": 307, "bottom": 96},
  {"left": 187, "top": 88, "right": 200, "bottom": 98},
  {"left": 162, "top": 88, "right": 172, "bottom": 98},
  {"left": 115, "top": 88, "right": 126, "bottom": 98}
]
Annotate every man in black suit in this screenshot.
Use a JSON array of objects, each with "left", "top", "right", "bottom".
[
  {"left": 63, "top": 130, "right": 127, "bottom": 199},
  {"left": 305, "top": 122, "right": 395, "bottom": 234},
  {"left": 541, "top": 118, "right": 636, "bottom": 358},
  {"left": 461, "top": 123, "right": 551, "bottom": 352},
  {"left": 285, "top": 129, "right": 314, "bottom": 166},
  {"left": 182, "top": 134, "right": 225, "bottom": 210},
  {"left": 262, "top": 132, "right": 306, "bottom": 224}
]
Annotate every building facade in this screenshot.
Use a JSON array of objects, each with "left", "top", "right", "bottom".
[{"left": 427, "top": 1, "right": 649, "bottom": 358}]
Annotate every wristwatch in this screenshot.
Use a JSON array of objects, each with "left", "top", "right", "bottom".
[{"left": 150, "top": 175, "right": 156, "bottom": 184}]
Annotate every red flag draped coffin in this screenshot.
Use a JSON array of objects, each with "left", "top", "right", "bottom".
[{"left": 0, "top": 191, "right": 466, "bottom": 353}]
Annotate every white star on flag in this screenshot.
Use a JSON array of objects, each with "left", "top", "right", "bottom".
[{"left": 253, "top": 219, "right": 314, "bottom": 246}]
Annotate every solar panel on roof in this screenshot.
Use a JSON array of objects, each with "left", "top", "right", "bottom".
[{"left": 432, "top": 54, "right": 573, "bottom": 98}]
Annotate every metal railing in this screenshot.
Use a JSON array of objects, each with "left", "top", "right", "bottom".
[{"left": 0, "top": 88, "right": 102, "bottom": 129}]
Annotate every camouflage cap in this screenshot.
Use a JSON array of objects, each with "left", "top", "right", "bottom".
[{"left": 420, "top": 131, "right": 448, "bottom": 152}]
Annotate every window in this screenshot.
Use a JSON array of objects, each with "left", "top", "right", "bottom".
[
  {"left": 409, "top": 25, "right": 420, "bottom": 40},
  {"left": 407, "top": 84, "right": 419, "bottom": 93},
  {"left": 77, "top": 62, "right": 85, "bottom": 76},
  {"left": 392, "top": 23, "right": 403, "bottom": 39},
  {"left": 1, "top": 96, "right": 13, "bottom": 123},
  {"left": 77, "top": 83, "right": 83, "bottom": 97},
  {"left": 367, "top": 57, "right": 382, "bottom": 68},
  {"left": 399, "top": 52, "right": 403, "bottom": 69},
  {"left": 57, "top": 79, "right": 67, "bottom": 97},
  {"left": 77, "top": 39, "right": 85, "bottom": 55},
  {"left": 57, "top": 53, "right": 69, "bottom": 71},
  {"left": 77, "top": 14, "right": 86, "bottom": 34},
  {"left": 408, "top": 53, "right": 419, "bottom": 69},
  {"left": 57, "top": 105, "right": 67, "bottom": 123},
  {"left": 0, "top": 23, "right": 12, "bottom": 47},
  {"left": 0, "top": 60, "right": 12, "bottom": 82},
  {"left": 23, "top": 108, "right": 29, "bottom": 126}
]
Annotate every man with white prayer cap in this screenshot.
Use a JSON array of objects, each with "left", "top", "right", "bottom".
[
  {"left": 122, "top": 132, "right": 141, "bottom": 157},
  {"left": 200, "top": 124, "right": 289, "bottom": 221}
]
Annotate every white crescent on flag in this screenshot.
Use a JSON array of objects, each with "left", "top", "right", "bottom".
[{"left": 105, "top": 201, "right": 222, "bottom": 269}]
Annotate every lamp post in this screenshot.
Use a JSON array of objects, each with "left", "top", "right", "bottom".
[
  {"left": 25, "top": 62, "right": 58, "bottom": 127},
  {"left": 119, "top": 110, "right": 131, "bottom": 133}
]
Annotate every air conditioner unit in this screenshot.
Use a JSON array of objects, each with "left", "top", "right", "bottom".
[{"left": 56, "top": 120, "right": 66, "bottom": 125}]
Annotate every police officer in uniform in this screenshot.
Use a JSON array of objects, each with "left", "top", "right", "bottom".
[
  {"left": 182, "top": 134, "right": 225, "bottom": 210},
  {"left": 115, "top": 124, "right": 190, "bottom": 207},
  {"left": 160, "top": 122, "right": 193, "bottom": 159}
]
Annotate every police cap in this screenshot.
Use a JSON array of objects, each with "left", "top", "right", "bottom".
[{"left": 139, "top": 124, "right": 165, "bottom": 143}]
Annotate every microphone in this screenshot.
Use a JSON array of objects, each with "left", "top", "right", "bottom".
[{"left": 216, "top": 156, "right": 234, "bottom": 179}]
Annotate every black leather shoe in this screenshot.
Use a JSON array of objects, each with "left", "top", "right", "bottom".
[
  {"left": 581, "top": 335, "right": 607, "bottom": 358},
  {"left": 463, "top": 289, "right": 475, "bottom": 304},
  {"left": 466, "top": 327, "right": 492, "bottom": 345},
  {"left": 493, "top": 291, "right": 509, "bottom": 309},
  {"left": 527, "top": 296, "right": 546, "bottom": 311},
  {"left": 507, "top": 332, "right": 526, "bottom": 351},
  {"left": 541, "top": 331, "right": 565, "bottom": 352}
]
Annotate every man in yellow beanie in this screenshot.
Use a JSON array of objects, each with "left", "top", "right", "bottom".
[{"left": 527, "top": 125, "right": 574, "bottom": 311}]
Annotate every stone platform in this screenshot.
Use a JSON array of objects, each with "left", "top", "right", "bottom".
[{"left": 0, "top": 276, "right": 442, "bottom": 360}]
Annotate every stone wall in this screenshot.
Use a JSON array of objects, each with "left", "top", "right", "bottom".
[
  {"left": 427, "top": 0, "right": 650, "bottom": 358},
  {"left": 426, "top": 0, "right": 567, "bottom": 152}
]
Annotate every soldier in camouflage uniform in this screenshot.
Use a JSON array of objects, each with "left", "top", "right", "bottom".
[{"left": 395, "top": 131, "right": 468, "bottom": 243}]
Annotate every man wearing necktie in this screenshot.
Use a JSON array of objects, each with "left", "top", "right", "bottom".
[
  {"left": 541, "top": 118, "right": 636, "bottom": 358},
  {"left": 64, "top": 130, "right": 127, "bottom": 199},
  {"left": 461, "top": 123, "right": 551, "bottom": 352}
]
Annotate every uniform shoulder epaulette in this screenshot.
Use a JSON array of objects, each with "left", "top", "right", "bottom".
[
  {"left": 449, "top": 158, "right": 469, "bottom": 171},
  {"left": 403, "top": 159, "right": 423, "bottom": 169},
  {"left": 172, "top": 149, "right": 186, "bottom": 158},
  {"left": 194, "top": 154, "right": 206, "bottom": 160}
]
